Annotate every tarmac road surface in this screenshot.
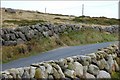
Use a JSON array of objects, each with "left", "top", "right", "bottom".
[{"left": 2, "top": 41, "right": 118, "bottom": 71}]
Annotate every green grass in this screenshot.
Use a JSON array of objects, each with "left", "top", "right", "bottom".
[
  {"left": 2, "top": 29, "right": 118, "bottom": 63},
  {"left": 111, "top": 57, "right": 120, "bottom": 79},
  {"left": 59, "top": 28, "right": 118, "bottom": 46},
  {"left": 2, "top": 37, "right": 59, "bottom": 63},
  {"left": 111, "top": 72, "right": 120, "bottom": 79}
]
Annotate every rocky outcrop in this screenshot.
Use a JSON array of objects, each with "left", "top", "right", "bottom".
[
  {"left": 4, "top": 8, "right": 16, "bottom": 13},
  {"left": 1, "top": 44, "right": 120, "bottom": 79},
  {"left": 0, "top": 23, "right": 118, "bottom": 46}
]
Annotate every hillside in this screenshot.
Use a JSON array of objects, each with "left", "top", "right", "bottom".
[
  {"left": 1, "top": 8, "right": 75, "bottom": 28},
  {"left": 1, "top": 8, "right": 119, "bottom": 28}
]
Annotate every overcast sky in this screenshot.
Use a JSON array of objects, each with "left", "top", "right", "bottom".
[{"left": 1, "top": 1, "right": 119, "bottom": 19}]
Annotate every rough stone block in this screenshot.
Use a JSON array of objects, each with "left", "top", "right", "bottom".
[
  {"left": 88, "top": 64, "right": 100, "bottom": 76},
  {"left": 16, "top": 38, "right": 24, "bottom": 45},
  {"left": 9, "top": 33, "right": 16, "bottom": 40},
  {"left": 18, "top": 32, "right": 26, "bottom": 41},
  {"left": 97, "top": 70, "right": 111, "bottom": 78},
  {"left": 3, "top": 41, "right": 17, "bottom": 46}
]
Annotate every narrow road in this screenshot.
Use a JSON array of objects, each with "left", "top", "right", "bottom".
[{"left": 2, "top": 41, "right": 118, "bottom": 71}]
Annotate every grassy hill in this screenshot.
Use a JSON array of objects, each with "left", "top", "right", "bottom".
[
  {"left": 1, "top": 8, "right": 119, "bottom": 28},
  {"left": 1, "top": 8, "right": 75, "bottom": 28}
]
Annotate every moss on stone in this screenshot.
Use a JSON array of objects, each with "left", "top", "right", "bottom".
[{"left": 34, "top": 68, "right": 42, "bottom": 79}]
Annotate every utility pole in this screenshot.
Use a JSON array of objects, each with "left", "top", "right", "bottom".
[
  {"left": 82, "top": 4, "right": 85, "bottom": 25},
  {"left": 82, "top": 4, "right": 84, "bottom": 16},
  {"left": 45, "top": 8, "right": 46, "bottom": 13}
]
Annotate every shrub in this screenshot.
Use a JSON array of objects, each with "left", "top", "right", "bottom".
[{"left": 54, "top": 17, "right": 61, "bottom": 19}]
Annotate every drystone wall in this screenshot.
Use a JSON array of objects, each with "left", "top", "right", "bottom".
[
  {"left": 1, "top": 44, "right": 120, "bottom": 79},
  {"left": 0, "top": 23, "right": 118, "bottom": 46}
]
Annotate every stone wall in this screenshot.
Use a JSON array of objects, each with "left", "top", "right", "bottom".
[
  {"left": 1, "top": 44, "right": 120, "bottom": 79},
  {"left": 0, "top": 23, "right": 118, "bottom": 46}
]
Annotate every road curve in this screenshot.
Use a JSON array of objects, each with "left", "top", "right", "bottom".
[{"left": 2, "top": 41, "right": 118, "bottom": 71}]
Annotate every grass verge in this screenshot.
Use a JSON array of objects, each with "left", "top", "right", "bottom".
[{"left": 111, "top": 57, "right": 120, "bottom": 79}]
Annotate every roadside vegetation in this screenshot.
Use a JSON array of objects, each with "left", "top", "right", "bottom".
[
  {"left": 111, "top": 71, "right": 120, "bottom": 79},
  {"left": 2, "top": 28, "right": 118, "bottom": 63},
  {"left": 111, "top": 57, "right": 120, "bottom": 79}
]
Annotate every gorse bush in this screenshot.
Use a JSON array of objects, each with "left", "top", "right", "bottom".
[{"left": 54, "top": 17, "right": 61, "bottom": 19}]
